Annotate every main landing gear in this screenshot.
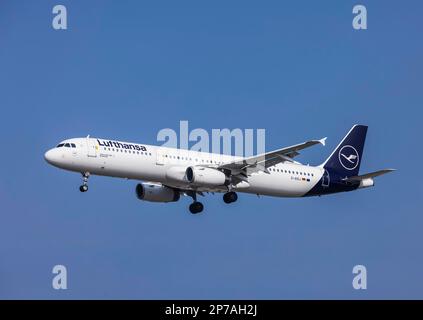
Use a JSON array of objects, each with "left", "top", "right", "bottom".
[
  {"left": 189, "top": 201, "right": 204, "bottom": 214},
  {"left": 187, "top": 191, "right": 203, "bottom": 214},
  {"left": 187, "top": 191, "right": 238, "bottom": 214},
  {"left": 223, "top": 191, "right": 238, "bottom": 204},
  {"left": 79, "top": 172, "right": 89, "bottom": 192}
]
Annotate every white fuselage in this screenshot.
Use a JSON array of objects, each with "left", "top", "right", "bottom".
[{"left": 44, "top": 137, "right": 325, "bottom": 197}]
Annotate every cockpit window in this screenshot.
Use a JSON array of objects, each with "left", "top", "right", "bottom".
[{"left": 57, "top": 142, "right": 76, "bottom": 148}]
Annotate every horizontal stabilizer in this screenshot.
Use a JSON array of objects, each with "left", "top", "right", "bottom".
[{"left": 343, "top": 169, "right": 396, "bottom": 182}]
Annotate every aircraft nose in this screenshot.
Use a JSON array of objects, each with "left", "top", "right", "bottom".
[{"left": 44, "top": 149, "right": 56, "bottom": 164}]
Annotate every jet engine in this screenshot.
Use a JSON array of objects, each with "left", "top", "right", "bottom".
[
  {"left": 135, "top": 183, "right": 180, "bottom": 202},
  {"left": 165, "top": 166, "right": 188, "bottom": 184},
  {"left": 185, "top": 166, "right": 227, "bottom": 187}
]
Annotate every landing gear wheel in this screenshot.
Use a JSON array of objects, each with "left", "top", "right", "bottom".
[
  {"left": 223, "top": 191, "right": 238, "bottom": 204},
  {"left": 79, "top": 172, "right": 90, "bottom": 193},
  {"left": 189, "top": 201, "right": 204, "bottom": 214}
]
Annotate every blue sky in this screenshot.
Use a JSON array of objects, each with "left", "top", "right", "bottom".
[{"left": 0, "top": 0, "right": 422, "bottom": 299}]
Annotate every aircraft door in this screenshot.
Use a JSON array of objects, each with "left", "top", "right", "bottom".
[
  {"left": 322, "top": 169, "right": 330, "bottom": 187},
  {"left": 156, "top": 148, "right": 166, "bottom": 165},
  {"left": 87, "top": 137, "right": 97, "bottom": 157},
  {"left": 72, "top": 143, "right": 77, "bottom": 157}
]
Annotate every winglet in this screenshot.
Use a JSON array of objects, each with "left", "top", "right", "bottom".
[{"left": 319, "top": 137, "right": 327, "bottom": 146}]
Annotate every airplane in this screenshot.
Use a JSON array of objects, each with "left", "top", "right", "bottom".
[{"left": 44, "top": 125, "right": 395, "bottom": 214}]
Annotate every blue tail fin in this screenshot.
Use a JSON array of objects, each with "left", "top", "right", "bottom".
[{"left": 320, "top": 125, "right": 368, "bottom": 177}]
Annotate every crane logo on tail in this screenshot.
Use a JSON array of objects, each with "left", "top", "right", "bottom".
[{"left": 339, "top": 145, "right": 359, "bottom": 170}]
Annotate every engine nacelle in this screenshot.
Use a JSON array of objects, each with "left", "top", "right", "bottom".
[
  {"left": 186, "top": 166, "right": 227, "bottom": 187},
  {"left": 165, "top": 166, "right": 189, "bottom": 184},
  {"left": 358, "top": 178, "right": 374, "bottom": 189},
  {"left": 135, "top": 183, "right": 180, "bottom": 202}
]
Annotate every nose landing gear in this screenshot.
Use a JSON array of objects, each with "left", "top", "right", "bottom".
[{"left": 79, "top": 172, "right": 90, "bottom": 192}]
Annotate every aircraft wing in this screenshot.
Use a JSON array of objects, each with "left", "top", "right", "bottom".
[{"left": 218, "top": 137, "right": 327, "bottom": 176}]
